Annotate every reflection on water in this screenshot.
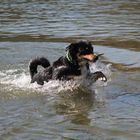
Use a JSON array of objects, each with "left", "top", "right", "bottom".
[
  {"left": 0, "top": 0, "right": 140, "bottom": 50},
  {"left": 54, "top": 88, "right": 94, "bottom": 125}
]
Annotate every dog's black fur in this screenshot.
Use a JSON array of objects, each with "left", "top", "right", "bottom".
[{"left": 29, "top": 41, "right": 107, "bottom": 85}]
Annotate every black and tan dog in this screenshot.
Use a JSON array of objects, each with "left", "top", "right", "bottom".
[{"left": 29, "top": 41, "right": 107, "bottom": 85}]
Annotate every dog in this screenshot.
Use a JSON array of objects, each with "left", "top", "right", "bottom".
[{"left": 29, "top": 41, "right": 107, "bottom": 85}]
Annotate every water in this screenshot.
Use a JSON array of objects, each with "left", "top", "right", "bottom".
[{"left": 0, "top": 0, "right": 140, "bottom": 140}]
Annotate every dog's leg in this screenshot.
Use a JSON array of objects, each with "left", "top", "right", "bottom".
[
  {"left": 84, "top": 63, "right": 107, "bottom": 82},
  {"left": 87, "top": 71, "right": 107, "bottom": 82},
  {"left": 30, "top": 72, "right": 45, "bottom": 85}
]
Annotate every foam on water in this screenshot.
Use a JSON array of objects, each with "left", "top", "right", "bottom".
[
  {"left": 89, "top": 62, "right": 112, "bottom": 76},
  {"left": 0, "top": 69, "right": 81, "bottom": 94},
  {"left": 0, "top": 63, "right": 111, "bottom": 97}
]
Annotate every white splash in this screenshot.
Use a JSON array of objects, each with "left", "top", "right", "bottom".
[
  {"left": 0, "top": 69, "right": 80, "bottom": 94},
  {"left": 89, "top": 62, "right": 112, "bottom": 79},
  {"left": 0, "top": 62, "right": 112, "bottom": 97},
  {"left": 89, "top": 62, "right": 102, "bottom": 73}
]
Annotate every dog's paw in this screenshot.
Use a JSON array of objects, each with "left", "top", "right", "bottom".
[{"left": 88, "top": 71, "right": 107, "bottom": 82}]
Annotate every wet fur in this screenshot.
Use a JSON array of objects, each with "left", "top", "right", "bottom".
[{"left": 29, "top": 41, "right": 107, "bottom": 85}]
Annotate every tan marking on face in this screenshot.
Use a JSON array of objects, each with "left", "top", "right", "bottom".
[{"left": 80, "top": 54, "right": 96, "bottom": 61}]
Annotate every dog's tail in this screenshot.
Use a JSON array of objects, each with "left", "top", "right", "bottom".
[{"left": 29, "top": 57, "right": 50, "bottom": 79}]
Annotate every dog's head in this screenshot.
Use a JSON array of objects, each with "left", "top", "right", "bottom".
[
  {"left": 66, "top": 41, "right": 97, "bottom": 65},
  {"left": 66, "top": 41, "right": 107, "bottom": 82}
]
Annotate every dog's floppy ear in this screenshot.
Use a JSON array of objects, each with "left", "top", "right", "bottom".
[
  {"left": 87, "top": 41, "right": 94, "bottom": 52},
  {"left": 66, "top": 43, "right": 76, "bottom": 51}
]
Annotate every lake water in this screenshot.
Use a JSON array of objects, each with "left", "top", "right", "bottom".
[{"left": 0, "top": 0, "right": 140, "bottom": 140}]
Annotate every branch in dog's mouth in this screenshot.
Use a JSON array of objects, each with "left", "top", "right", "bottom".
[{"left": 93, "top": 53, "right": 104, "bottom": 62}]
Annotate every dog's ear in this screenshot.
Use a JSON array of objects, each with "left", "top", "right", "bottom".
[
  {"left": 66, "top": 43, "right": 76, "bottom": 51},
  {"left": 87, "top": 41, "right": 94, "bottom": 51}
]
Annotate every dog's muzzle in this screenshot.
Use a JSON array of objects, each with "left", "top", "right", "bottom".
[
  {"left": 80, "top": 53, "right": 104, "bottom": 62},
  {"left": 80, "top": 54, "right": 97, "bottom": 62}
]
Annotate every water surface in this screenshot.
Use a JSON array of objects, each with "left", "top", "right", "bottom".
[
  {"left": 0, "top": 0, "right": 140, "bottom": 50},
  {"left": 0, "top": 0, "right": 140, "bottom": 140}
]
